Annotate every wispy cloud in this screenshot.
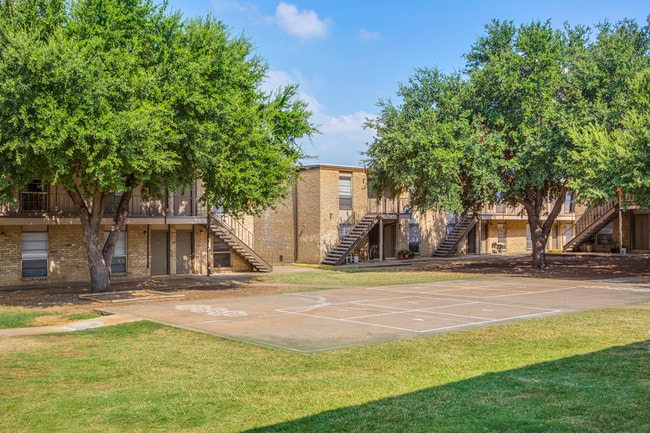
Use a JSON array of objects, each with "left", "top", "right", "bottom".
[
  {"left": 275, "top": 2, "right": 332, "bottom": 40},
  {"left": 263, "top": 70, "right": 375, "bottom": 166},
  {"left": 359, "top": 29, "right": 380, "bottom": 42}
]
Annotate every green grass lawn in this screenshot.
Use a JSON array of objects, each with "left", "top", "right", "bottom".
[
  {"left": 258, "top": 267, "right": 480, "bottom": 286},
  {"left": 0, "top": 306, "right": 98, "bottom": 329},
  {"left": 1, "top": 306, "right": 648, "bottom": 432}
]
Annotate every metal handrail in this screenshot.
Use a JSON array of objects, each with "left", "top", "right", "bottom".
[
  {"left": 574, "top": 202, "right": 616, "bottom": 235},
  {"left": 213, "top": 213, "right": 254, "bottom": 248}
]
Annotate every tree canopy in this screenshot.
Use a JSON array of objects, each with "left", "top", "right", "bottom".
[
  {"left": 0, "top": 0, "right": 314, "bottom": 291},
  {"left": 365, "top": 18, "right": 649, "bottom": 268},
  {"left": 569, "top": 19, "right": 650, "bottom": 207}
]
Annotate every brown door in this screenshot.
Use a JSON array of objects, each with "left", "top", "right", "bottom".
[
  {"left": 633, "top": 214, "right": 649, "bottom": 250},
  {"left": 151, "top": 230, "right": 168, "bottom": 275},
  {"left": 383, "top": 222, "right": 396, "bottom": 258},
  {"left": 176, "top": 230, "right": 192, "bottom": 274}
]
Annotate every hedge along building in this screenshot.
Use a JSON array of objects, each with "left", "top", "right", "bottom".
[
  {"left": 253, "top": 164, "right": 449, "bottom": 265},
  {"left": 0, "top": 179, "right": 271, "bottom": 288}
]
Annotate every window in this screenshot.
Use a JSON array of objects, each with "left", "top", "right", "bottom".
[
  {"left": 563, "top": 224, "right": 573, "bottom": 245},
  {"left": 597, "top": 222, "right": 613, "bottom": 246},
  {"left": 564, "top": 193, "right": 573, "bottom": 214},
  {"left": 339, "top": 174, "right": 352, "bottom": 209},
  {"left": 213, "top": 235, "right": 231, "bottom": 268},
  {"left": 105, "top": 193, "right": 123, "bottom": 214},
  {"left": 22, "top": 231, "right": 48, "bottom": 278},
  {"left": 104, "top": 231, "right": 127, "bottom": 273},
  {"left": 21, "top": 179, "right": 48, "bottom": 212},
  {"left": 526, "top": 225, "right": 532, "bottom": 249},
  {"left": 497, "top": 223, "right": 506, "bottom": 247},
  {"left": 409, "top": 223, "right": 420, "bottom": 253}
]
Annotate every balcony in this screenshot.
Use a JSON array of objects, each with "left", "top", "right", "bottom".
[{"left": 1, "top": 192, "right": 208, "bottom": 220}]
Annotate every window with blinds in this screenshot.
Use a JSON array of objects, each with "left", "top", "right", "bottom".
[
  {"left": 104, "top": 231, "right": 127, "bottom": 273},
  {"left": 22, "top": 231, "right": 48, "bottom": 278},
  {"left": 339, "top": 174, "right": 352, "bottom": 209}
]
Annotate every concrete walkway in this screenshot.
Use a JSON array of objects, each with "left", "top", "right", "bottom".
[{"left": 0, "top": 314, "right": 142, "bottom": 337}]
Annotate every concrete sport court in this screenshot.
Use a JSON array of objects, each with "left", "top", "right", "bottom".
[{"left": 99, "top": 277, "right": 650, "bottom": 353}]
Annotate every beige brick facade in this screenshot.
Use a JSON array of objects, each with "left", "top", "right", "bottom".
[
  {"left": 0, "top": 177, "right": 261, "bottom": 287},
  {"left": 255, "top": 165, "right": 446, "bottom": 264}
]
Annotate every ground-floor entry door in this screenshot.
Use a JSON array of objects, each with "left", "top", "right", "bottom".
[
  {"left": 176, "top": 230, "right": 192, "bottom": 274},
  {"left": 151, "top": 230, "right": 169, "bottom": 275}
]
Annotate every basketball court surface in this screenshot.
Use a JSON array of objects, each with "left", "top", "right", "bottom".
[{"left": 99, "top": 276, "right": 650, "bottom": 353}]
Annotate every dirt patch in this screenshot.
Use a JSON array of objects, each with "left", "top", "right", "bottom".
[
  {"left": 400, "top": 253, "right": 650, "bottom": 281},
  {"left": 1, "top": 254, "right": 648, "bottom": 316}
]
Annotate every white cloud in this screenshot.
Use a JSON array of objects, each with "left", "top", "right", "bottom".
[
  {"left": 303, "top": 111, "right": 376, "bottom": 166},
  {"left": 275, "top": 2, "right": 331, "bottom": 40},
  {"left": 359, "top": 29, "right": 380, "bottom": 42},
  {"left": 263, "top": 69, "right": 375, "bottom": 167}
]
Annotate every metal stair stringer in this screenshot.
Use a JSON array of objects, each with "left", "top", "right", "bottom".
[
  {"left": 209, "top": 214, "right": 272, "bottom": 272},
  {"left": 563, "top": 203, "right": 618, "bottom": 252},
  {"left": 321, "top": 214, "right": 381, "bottom": 266},
  {"left": 433, "top": 215, "right": 477, "bottom": 257}
]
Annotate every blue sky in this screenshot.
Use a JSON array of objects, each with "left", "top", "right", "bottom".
[{"left": 166, "top": 1, "right": 649, "bottom": 167}]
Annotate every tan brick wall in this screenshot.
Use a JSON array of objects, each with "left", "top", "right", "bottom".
[
  {"left": 49, "top": 225, "right": 89, "bottom": 282},
  {"left": 254, "top": 195, "right": 295, "bottom": 263},
  {"left": 194, "top": 225, "right": 209, "bottom": 275},
  {"left": 317, "top": 169, "right": 340, "bottom": 262},
  {"left": 0, "top": 225, "right": 22, "bottom": 286},
  {"left": 126, "top": 225, "right": 150, "bottom": 279},
  {"left": 417, "top": 210, "right": 448, "bottom": 256}
]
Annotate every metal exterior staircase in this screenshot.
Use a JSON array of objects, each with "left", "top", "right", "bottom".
[
  {"left": 563, "top": 202, "right": 617, "bottom": 252},
  {"left": 209, "top": 213, "right": 272, "bottom": 272},
  {"left": 433, "top": 215, "right": 477, "bottom": 257},
  {"left": 321, "top": 214, "right": 381, "bottom": 266}
]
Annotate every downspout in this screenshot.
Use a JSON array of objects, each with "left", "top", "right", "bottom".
[
  {"left": 379, "top": 198, "right": 384, "bottom": 261},
  {"left": 207, "top": 207, "right": 212, "bottom": 275},
  {"left": 293, "top": 183, "right": 299, "bottom": 262},
  {"left": 618, "top": 188, "right": 623, "bottom": 253}
]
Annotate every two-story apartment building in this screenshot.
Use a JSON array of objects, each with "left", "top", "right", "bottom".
[
  {"left": 254, "top": 164, "right": 449, "bottom": 265},
  {"left": 0, "top": 179, "right": 269, "bottom": 288}
]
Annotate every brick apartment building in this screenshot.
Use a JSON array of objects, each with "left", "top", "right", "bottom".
[
  {"left": 253, "top": 164, "right": 448, "bottom": 265},
  {"left": 1, "top": 168, "right": 647, "bottom": 288},
  {"left": 0, "top": 179, "right": 268, "bottom": 288}
]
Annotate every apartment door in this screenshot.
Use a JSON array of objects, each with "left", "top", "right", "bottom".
[
  {"left": 151, "top": 230, "right": 169, "bottom": 275},
  {"left": 176, "top": 230, "right": 192, "bottom": 274},
  {"left": 383, "top": 222, "right": 396, "bottom": 258},
  {"left": 633, "top": 214, "right": 649, "bottom": 250},
  {"left": 467, "top": 225, "right": 477, "bottom": 254}
]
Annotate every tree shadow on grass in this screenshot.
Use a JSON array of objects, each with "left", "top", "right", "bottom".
[{"left": 244, "top": 341, "right": 649, "bottom": 433}]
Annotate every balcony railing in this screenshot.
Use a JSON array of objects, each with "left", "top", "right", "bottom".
[
  {"left": 365, "top": 196, "right": 410, "bottom": 216},
  {"left": 1, "top": 193, "right": 208, "bottom": 218},
  {"left": 19, "top": 192, "right": 49, "bottom": 212}
]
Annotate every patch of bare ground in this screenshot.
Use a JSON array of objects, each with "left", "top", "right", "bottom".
[{"left": 401, "top": 253, "right": 650, "bottom": 281}]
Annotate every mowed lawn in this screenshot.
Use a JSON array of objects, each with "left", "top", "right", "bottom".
[{"left": 0, "top": 272, "right": 649, "bottom": 432}]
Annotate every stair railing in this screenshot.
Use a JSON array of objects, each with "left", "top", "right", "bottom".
[
  {"left": 213, "top": 212, "right": 254, "bottom": 248},
  {"left": 574, "top": 202, "right": 616, "bottom": 237}
]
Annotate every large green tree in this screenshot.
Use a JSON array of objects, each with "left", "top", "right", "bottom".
[
  {"left": 569, "top": 19, "right": 650, "bottom": 207},
  {"left": 0, "top": 0, "right": 313, "bottom": 292},
  {"left": 366, "top": 19, "right": 647, "bottom": 269}
]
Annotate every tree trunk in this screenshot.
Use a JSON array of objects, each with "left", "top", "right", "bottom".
[
  {"left": 528, "top": 213, "right": 548, "bottom": 269},
  {"left": 67, "top": 184, "right": 133, "bottom": 293},
  {"left": 522, "top": 186, "right": 568, "bottom": 270},
  {"left": 84, "top": 225, "right": 112, "bottom": 293}
]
